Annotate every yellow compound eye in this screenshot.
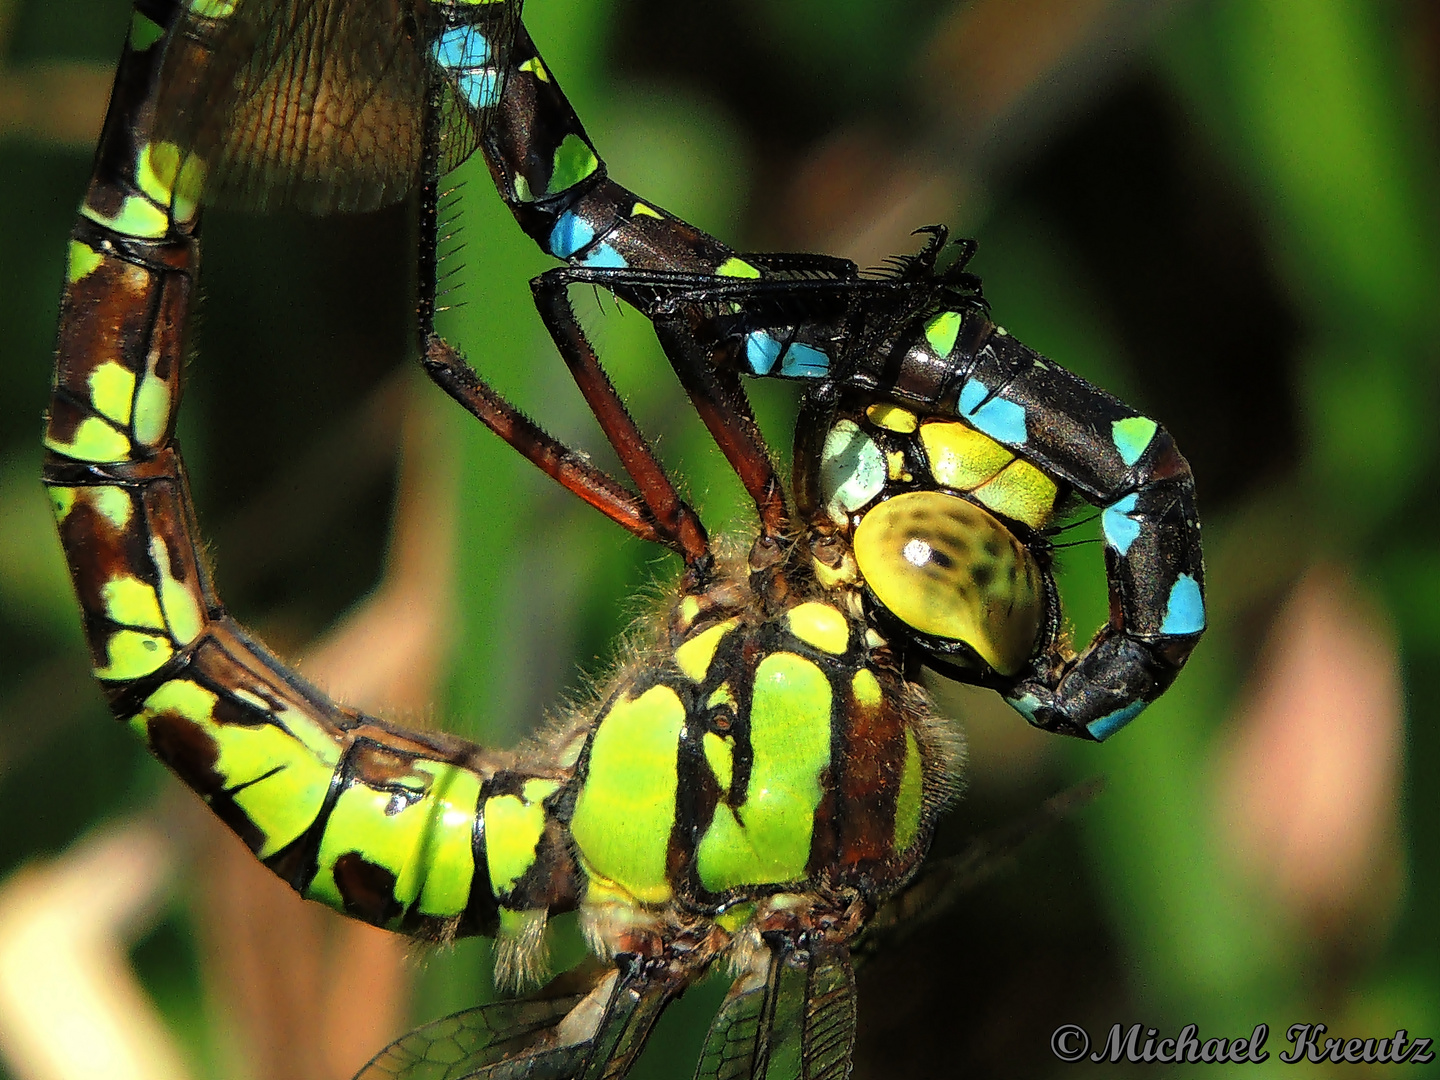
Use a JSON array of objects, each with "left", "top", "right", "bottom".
[{"left": 852, "top": 491, "right": 1043, "bottom": 675}]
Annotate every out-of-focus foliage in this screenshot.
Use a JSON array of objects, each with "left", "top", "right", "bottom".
[{"left": 2, "top": 0, "right": 1438, "bottom": 1078}]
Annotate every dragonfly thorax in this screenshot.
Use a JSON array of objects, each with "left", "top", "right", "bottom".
[{"left": 554, "top": 582, "right": 958, "bottom": 971}]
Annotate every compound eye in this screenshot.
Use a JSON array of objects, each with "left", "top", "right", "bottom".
[{"left": 852, "top": 491, "right": 1043, "bottom": 675}]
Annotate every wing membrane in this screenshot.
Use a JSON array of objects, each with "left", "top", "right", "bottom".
[
  {"left": 353, "top": 957, "right": 678, "bottom": 1080},
  {"left": 856, "top": 779, "right": 1103, "bottom": 963},
  {"left": 155, "top": 0, "right": 520, "bottom": 213},
  {"left": 353, "top": 990, "right": 585, "bottom": 1080},
  {"left": 694, "top": 944, "right": 856, "bottom": 1080}
]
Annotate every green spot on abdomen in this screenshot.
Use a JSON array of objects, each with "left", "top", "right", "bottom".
[
  {"left": 132, "top": 374, "right": 173, "bottom": 449},
  {"left": 96, "top": 628, "right": 172, "bottom": 679},
  {"left": 485, "top": 780, "right": 558, "bottom": 900},
  {"left": 1111, "top": 415, "right": 1158, "bottom": 468},
  {"left": 415, "top": 765, "right": 484, "bottom": 918},
  {"left": 45, "top": 416, "right": 131, "bottom": 463},
  {"left": 89, "top": 362, "right": 136, "bottom": 426},
  {"left": 716, "top": 257, "right": 761, "bottom": 279},
  {"left": 547, "top": 134, "right": 599, "bottom": 196},
  {"left": 67, "top": 241, "right": 103, "bottom": 284},
  {"left": 924, "top": 311, "right": 962, "bottom": 358},
  {"left": 101, "top": 574, "right": 166, "bottom": 630}
]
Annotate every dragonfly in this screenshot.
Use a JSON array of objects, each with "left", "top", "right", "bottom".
[{"left": 43, "top": 0, "right": 1206, "bottom": 1077}]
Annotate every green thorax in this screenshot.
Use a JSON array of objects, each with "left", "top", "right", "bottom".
[{"left": 565, "top": 590, "right": 942, "bottom": 918}]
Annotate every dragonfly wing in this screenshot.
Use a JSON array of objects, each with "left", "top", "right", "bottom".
[
  {"left": 855, "top": 778, "right": 1103, "bottom": 964},
  {"left": 352, "top": 990, "right": 585, "bottom": 1080},
  {"left": 354, "top": 957, "right": 678, "bottom": 1080},
  {"left": 157, "top": 0, "right": 428, "bottom": 213},
  {"left": 694, "top": 943, "right": 856, "bottom": 1080},
  {"left": 429, "top": 0, "right": 523, "bottom": 179},
  {"left": 214, "top": 0, "right": 427, "bottom": 212},
  {"left": 155, "top": 0, "right": 521, "bottom": 213},
  {"left": 476, "top": 958, "right": 678, "bottom": 1080}
]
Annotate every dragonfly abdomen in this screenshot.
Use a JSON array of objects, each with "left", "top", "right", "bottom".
[{"left": 43, "top": 0, "right": 587, "bottom": 957}]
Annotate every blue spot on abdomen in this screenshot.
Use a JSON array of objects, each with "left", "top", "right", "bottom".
[
  {"left": 1159, "top": 573, "right": 1205, "bottom": 635},
  {"left": 581, "top": 244, "right": 627, "bottom": 269},
  {"left": 458, "top": 70, "right": 500, "bottom": 109},
  {"left": 745, "top": 331, "right": 830, "bottom": 379},
  {"left": 779, "top": 342, "right": 830, "bottom": 378},
  {"left": 1005, "top": 693, "right": 1042, "bottom": 725},
  {"left": 431, "top": 25, "right": 491, "bottom": 70},
  {"left": 958, "top": 380, "right": 1028, "bottom": 445},
  {"left": 1101, "top": 494, "right": 1142, "bottom": 556},
  {"left": 746, "top": 331, "right": 782, "bottom": 375},
  {"left": 549, "top": 212, "right": 595, "bottom": 259},
  {"left": 1087, "top": 699, "right": 1147, "bottom": 740}
]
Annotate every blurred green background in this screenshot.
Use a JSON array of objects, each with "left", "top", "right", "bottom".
[{"left": 2, "top": 0, "right": 1439, "bottom": 1076}]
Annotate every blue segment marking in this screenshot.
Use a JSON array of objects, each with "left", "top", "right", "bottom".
[
  {"left": 1160, "top": 574, "right": 1205, "bottom": 635},
  {"left": 1101, "top": 493, "right": 1141, "bottom": 555},
  {"left": 1087, "top": 700, "right": 1147, "bottom": 740},
  {"left": 431, "top": 26, "right": 491, "bottom": 71},
  {"left": 432, "top": 27, "right": 500, "bottom": 110},
  {"left": 958, "top": 379, "right": 1027, "bottom": 444},
  {"left": 746, "top": 331, "right": 781, "bottom": 375},
  {"left": 745, "top": 332, "right": 831, "bottom": 379},
  {"left": 581, "top": 244, "right": 627, "bottom": 269},
  {"left": 779, "top": 342, "right": 830, "bottom": 378},
  {"left": 549, "top": 212, "right": 595, "bottom": 259}
]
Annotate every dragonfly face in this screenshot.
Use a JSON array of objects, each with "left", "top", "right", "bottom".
[{"left": 44, "top": 0, "right": 1204, "bottom": 1077}]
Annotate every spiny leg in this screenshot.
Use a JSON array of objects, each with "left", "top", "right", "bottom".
[
  {"left": 474, "top": 15, "right": 1206, "bottom": 734},
  {"left": 526, "top": 275, "right": 710, "bottom": 567},
  {"left": 417, "top": 98, "right": 712, "bottom": 572},
  {"left": 528, "top": 265, "right": 932, "bottom": 546}
]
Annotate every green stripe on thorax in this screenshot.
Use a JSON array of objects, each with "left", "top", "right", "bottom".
[
  {"left": 696, "top": 651, "right": 833, "bottom": 893},
  {"left": 568, "top": 684, "right": 687, "bottom": 904}
]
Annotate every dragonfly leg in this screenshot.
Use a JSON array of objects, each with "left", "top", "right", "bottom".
[
  {"left": 532, "top": 266, "right": 794, "bottom": 548},
  {"left": 419, "top": 333, "right": 686, "bottom": 554},
  {"left": 528, "top": 274, "right": 711, "bottom": 568},
  {"left": 417, "top": 98, "right": 711, "bottom": 568}
]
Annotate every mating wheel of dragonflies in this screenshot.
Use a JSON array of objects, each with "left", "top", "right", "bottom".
[{"left": 44, "top": 0, "right": 1205, "bottom": 1076}]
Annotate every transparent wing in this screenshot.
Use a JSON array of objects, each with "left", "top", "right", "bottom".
[
  {"left": 854, "top": 778, "right": 1104, "bottom": 963},
  {"left": 154, "top": 0, "right": 520, "bottom": 213},
  {"left": 354, "top": 957, "right": 678, "bottom": 1080},
  {"left": 694, "top": 943, "right": 856, "bottom": 1080},
  {"left": 428, "top": 0, "right": 522, "bottom": 181},
  {"left": 353, "top": 990, "right": 585, "bottom": 1080}
]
